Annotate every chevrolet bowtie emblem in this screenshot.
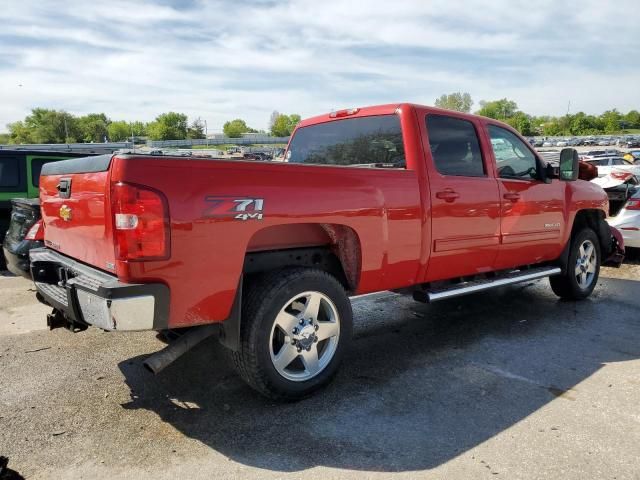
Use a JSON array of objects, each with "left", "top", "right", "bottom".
[{"left": 59, "top": 205, "right": 72, "bottom": 222}]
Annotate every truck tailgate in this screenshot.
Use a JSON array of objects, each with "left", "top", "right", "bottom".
[{"left": 39, "top": 155, "right": 116, "bottom": 272}]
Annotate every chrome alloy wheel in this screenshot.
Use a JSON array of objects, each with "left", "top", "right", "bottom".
[
  {"left": 575, "top": 239, "right": 597, "bottom": 289},
  {"left": 269, "top": 291, "right": 340, "bottom": 382}
]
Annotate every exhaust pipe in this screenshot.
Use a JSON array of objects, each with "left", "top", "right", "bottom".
[{"left": 143, "top": 324, "right": 218, "bottom": 374}]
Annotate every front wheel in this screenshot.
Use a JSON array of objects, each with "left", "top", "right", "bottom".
[
  {"left": 232, "top": 268, "right": 353, "bottom": 400},
  {"left": 550, "top": 228, "right": 601, "bottom": 300}
]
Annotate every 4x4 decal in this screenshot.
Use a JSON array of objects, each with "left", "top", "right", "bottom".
[{"left": 204, "top": 196, "right": 264, "bottom": 221}]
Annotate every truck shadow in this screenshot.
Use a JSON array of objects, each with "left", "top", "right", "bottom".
[{"left": 118, "top": 277, "right": 640, "bottom": 473}]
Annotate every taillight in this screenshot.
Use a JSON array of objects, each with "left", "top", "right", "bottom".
[
  {"left": 25, "top": 220, "right": 44, "bottom": 241},
  {"left": 626, "top": 199, "right": 640, "bottom": 210},
  {"left": 111, "top": 182, "right": 170, "bottom": 261}
]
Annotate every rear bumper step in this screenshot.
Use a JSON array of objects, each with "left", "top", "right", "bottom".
[{"left": 413, "top": 266, "right": 561, "bottom": 303}]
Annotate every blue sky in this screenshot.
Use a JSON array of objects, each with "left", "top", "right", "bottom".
[{"left": 0, "top": 0, "right": 638, "bottom": 132}]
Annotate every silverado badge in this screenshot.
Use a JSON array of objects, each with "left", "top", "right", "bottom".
[{"left": 59, "top": 205, "right": 72, "bottom": 222}]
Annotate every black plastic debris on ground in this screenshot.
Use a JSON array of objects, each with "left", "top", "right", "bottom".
[{"left": 0, "top": 457, "right": 25, "bottom": 480}]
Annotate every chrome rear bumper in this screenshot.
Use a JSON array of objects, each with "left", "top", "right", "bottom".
[{"left": 30, "top": 248, "right": 169, "bottom": 331}]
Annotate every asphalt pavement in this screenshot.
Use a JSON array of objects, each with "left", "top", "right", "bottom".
[{"left": 1, "top": 260, "right": 639, "bottom": 479}]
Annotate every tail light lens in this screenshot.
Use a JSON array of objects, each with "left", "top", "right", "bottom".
[
  {"left": 25, "top": 219, "right": 44, "bottom": 241},
  {"left": 111, "top": 182, "right": 170, "bottom": 261},
  {"left": 626, "top": 199, "right": 640, "bottom": 210}
]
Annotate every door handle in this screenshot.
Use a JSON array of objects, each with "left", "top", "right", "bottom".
[
  {"left": 436, "top": 189, "right": 460, "bottom": 202},
  {"left": 503, "top": 192, "right": 521, "bottom": 201}
]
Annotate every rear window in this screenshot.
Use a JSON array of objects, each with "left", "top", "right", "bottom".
[
  {"left": 31, "top": 158, "right": 56, "bottom": 188},
  {"left": 426, "top": 114, "right": 485, "bottom": 177},
  {"left": 286, "top": 115, "right": 405, "bottom": 168},
  {"left": 0, "top": 156, "right": 25, "bottom": 192}
]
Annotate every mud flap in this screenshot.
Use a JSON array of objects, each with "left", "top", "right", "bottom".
[{"left": 218, "top": 277, "right": 242, "bottom": 351}]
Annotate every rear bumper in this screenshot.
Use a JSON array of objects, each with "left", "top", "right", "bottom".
[{"left": 30, "top": 248, "right": 169, "bottom": 331}]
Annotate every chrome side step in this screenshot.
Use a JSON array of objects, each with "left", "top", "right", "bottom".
[{"left": 413, "top": 267, "right": 561, "bottom": 303}]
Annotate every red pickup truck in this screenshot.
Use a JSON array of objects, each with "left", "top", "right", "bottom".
[{"left": 32, "top": 104, "right": 623, "bottom": 399}]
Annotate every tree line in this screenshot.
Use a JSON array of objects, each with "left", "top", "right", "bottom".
[
  {"left": 4, "top": 99, "right": 637, "bottom": 145},
  {"left": 435, "top": 92, "right": 640, "bottom": 136},
  {"left": 1, "top": 109, "right": 302, "bottom": 144}
]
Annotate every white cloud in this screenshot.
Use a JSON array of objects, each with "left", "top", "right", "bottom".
[{"left": 0, "top": 0, "right": 637, "bottom": 133}]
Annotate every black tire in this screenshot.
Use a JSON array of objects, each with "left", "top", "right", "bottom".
[
  {"left": 550, "top": 228, "right": 601, "bottom": 300},
  {"left": 231, "top": 268, "right": 353, "bottom": 401}
]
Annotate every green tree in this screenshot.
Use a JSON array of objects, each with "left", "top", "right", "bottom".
[
  {"left": 223, "top": 118, "right": 251, "bottom": 138},
  {"left": 7, "top": 121, "right": 34, "bottom": 144},
  {"left": 78, "top": 113, "right": 110, "bottom": 143},
  {"left": 506, "top": 112, "right": 533, "bottom": 136},
  {"left": 0, "top": 133, "right": 10, "bottom": 144},
  {"left": 187, "top": 117, "right": 206, "bottom": 139},
  {"left": 623, "top": 110, "right": 640, "bottom": 129},
  {"left": 107, "top": 120, "right": 131, "bottom": 141},
  {"left": 434, "top": 92, "right": 473, "bottom": 113},
  {"left": 601, "top": 109, "right": 621, "bottom": 134},
  {"left": 288, "top": 114, "right": 301, "bottom": 132},
  {"left": 542, "top": 121, "right": 563, "bottom": 136},
  {"left": 130, "top": 121, "right": 147, "bottom": 137},
  {"left": 16, "top": 108, "right": 80, "bottom": 143},
  {"left": 270, "top": 113, "right": 300, "bottom": 136},
  {"left": 147, "top": 112, "right": 188, "bottom": 140},
  {"left": 476, "top": 99, "right": 518, "bottom": 120}
]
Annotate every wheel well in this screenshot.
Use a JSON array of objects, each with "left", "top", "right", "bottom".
[
  {"left": 244, "top": 223, "right": 362, "bottom": 292},
  {"left": 572, "top": 209, "right": 610, "bottom": 255}
]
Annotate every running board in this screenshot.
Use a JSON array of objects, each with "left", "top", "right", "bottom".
[{"left": 413, "top": 267, "right": 561, "bottom": 303}]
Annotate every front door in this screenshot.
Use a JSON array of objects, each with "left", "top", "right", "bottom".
[
  {"left": 486, "top": 124, "right": 566, "bottom": 269},
  {"left": 421, "top": 113, "right": 501, "bottom": 281}
]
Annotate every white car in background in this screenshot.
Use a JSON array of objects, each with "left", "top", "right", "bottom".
[
  {"left": 593, "top": 172, "right": 640, "bottom": 248},
  {"left": 583, "top": 157, "right": 640, "bottom": 177}
]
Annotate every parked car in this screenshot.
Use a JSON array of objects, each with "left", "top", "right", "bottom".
[
  {"left": 583, "top": 156, "right": 640, "bottom": 177},
  {"left": 582, "top": 150, "right": 608, "bottom": 158},
  {"left": 593, "top": 172, "right": 640, "bottom": 248},
  {"left": 2, "top": 198, "right": 43, "bottom": 278},
  {"left": 624, "top": 138, "right": 640, "bottom": 148},
  {"left": 542, "top": 140, "right": 555, "bottom": 147},
  {"left": 31, "top": 103, "right": 624, "bottom": 400},
  {"left": 0, "top": 150, "right": 95, "bottom": 270}
]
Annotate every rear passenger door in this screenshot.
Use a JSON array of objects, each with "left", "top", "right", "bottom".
[{"left": 421, "top": 113, "right": 501, "bottom": 281}]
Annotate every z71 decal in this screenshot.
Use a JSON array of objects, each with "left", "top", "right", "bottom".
[{"left": 204, "top": 196, "right": 265, "bottom": 221}]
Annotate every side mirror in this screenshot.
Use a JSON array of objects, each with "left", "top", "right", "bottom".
[{"left": 559, "top": 148, "right": 579, "bottom": 181}]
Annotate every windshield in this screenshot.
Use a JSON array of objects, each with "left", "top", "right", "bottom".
[{"left": 286, "top": 115, "right": 405, "bottom": 168}]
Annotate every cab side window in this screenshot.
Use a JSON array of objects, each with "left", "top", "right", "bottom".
[
  {"left": 426, "top": 114, "right": 485, "bottom": 177},
  {"left": 489, "top": 125, "right": 538, "bottom": 180}
]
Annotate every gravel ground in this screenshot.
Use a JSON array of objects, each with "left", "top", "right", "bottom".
[{"left": 1, "top": 258, "right": 639, "bottom": 479}]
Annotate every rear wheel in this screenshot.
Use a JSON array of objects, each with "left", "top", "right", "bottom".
[
  {"left": 232, "top": 268, "right": 352, "bottom": 400},
  {"left": 550, "top": 228, "right": 600, "bottom": 300}
]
